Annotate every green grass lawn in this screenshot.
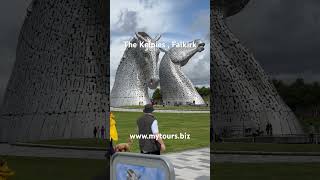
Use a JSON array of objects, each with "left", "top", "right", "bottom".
[
  {"left": 212, "top": 163, "right": 320, "bottom": 180},
  {"left": 0, "top": 156, "right": 107, "bottom": 180},
  {"left": 119, "top": 105, "right": 210, "bottom": 111},
  {"left": 34, "top": 112, "right": 210, "bottom": 153},
  {"left": 212, "top": 143, "right": 320, "bottom": 152},
  {"left": 115, "top": 112, "right": 210, "bottom": 153}
]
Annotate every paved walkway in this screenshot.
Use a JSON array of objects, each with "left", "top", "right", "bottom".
[
  {"left": 213, "top": 154, "right": 320, "bottom": 163},
  {"left": 166, "top": 148, "right": 210, "bottom": 180},
  {"left": 3, "top": 144, "right": 320, "bottom": 178},
  {"left": 0, "top": 144, "right": 210, "bottom": 180},
  {"left": 111, "top": 107, "right": 210, "bottom": 113},
  {"left": 0, "top": 143, "right": 106, "bottom": 159}
]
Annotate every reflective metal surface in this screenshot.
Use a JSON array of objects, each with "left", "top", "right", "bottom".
[
  {"left": 159, "top": 40, "right": 205, "bottom": 105},
  {"left": 211, "top": 0, "right": 303, "bottom": 136},
  {"left": 0, "top": 0, "right": 109, "bottom": 142},
  {"left": 110, "top": 32, "right": 161, "bottom": 107}
]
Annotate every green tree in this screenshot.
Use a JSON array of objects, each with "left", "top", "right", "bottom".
[
  {"left": 152, "top": 88, "right": 162, "bottom": 100},
  {"left": 195, "top": 86, "right": 210, "bottom": 102}
]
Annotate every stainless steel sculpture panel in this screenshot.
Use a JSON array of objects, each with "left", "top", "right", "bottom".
[
  {"left": 211, "top": 0, "right": 303, "bottom": 136},
  {"left": 159, "top": 40, "right": 206, "bottom": 105},
  {"left": 0, "top": 0, "right": 109, "bottom": 142},
  {"left": 110, "top": 32, "right": 161, "bottom": 107}
]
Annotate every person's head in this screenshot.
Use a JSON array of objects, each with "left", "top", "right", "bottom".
[{"left": 143, "top": 104, "right": 154, "bottom": 114}]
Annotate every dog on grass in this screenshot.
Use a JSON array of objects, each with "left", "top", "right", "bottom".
[{"left": 115, "top": 138, "right": 133, "bottom": 152}]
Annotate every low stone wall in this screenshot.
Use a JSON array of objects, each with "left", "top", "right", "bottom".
[{"left": 223, "top": 135, "right": 320, "bottom": 144}]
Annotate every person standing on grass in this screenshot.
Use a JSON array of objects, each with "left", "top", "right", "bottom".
[
  {"left": 309, "top": 123, "right": 315, "bottom": 144},
  {"left": 97, "top": 126, "right": 100, "bottom": 138},
  {"left": 266, "top": 122, "right": 272, "bottom": 136},
  {"left": 101, "top": 125, "right": 105, "bottom": 140},
  {"left": 137, "top": 104, "right": 166, "bottom": 155},
  {"left": 93, "top": 126, "right": 98, "bottom": 138}
]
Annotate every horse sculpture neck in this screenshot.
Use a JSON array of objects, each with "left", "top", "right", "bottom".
[
  {"left": 111, "top": 39, "right": 150, "bottom": 107},
  {"left": 212, "top": 6, "right": 303, "bottom": 135},
  {"left": 111, "top": 32, "right": 161, "bottom": 107},
  {"left": 159, "top": 43, "right": 205, "bottom": 105}
]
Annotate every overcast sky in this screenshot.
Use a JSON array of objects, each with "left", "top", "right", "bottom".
[
  {"left": 227, "top": 0, "right": 320, "bottom": 82},
  {"left": 0, "top": 0, "right": 30, "bottom": 105},
  {"left": 110, "top": 0, "right": 210, "bottom": 90},
  {"left": 0, "top": 0, "right": 320, "bottom": 104}
]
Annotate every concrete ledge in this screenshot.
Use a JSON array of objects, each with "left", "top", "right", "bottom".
[
  {"left": 12, "top": 142, "right": 107, "bottom": 151},
  {"left": 212, "top": 150, "right": 320, "bottom": 156},
  {"left": 111, "top": 107, "right": 210, "bottom": 113},
  {"left": 222, "top": 136, "right": 320, "bottom": 144}
]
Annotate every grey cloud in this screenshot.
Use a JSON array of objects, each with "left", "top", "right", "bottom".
[
  {"left": 115, "top": 9, "right": 141, "bottom": 33},
  {"left": 0, "top": 0, "right": 28, "bottom": 104},
  {"left": 227, "top": 0, "right": 320, "bottom": 81},
  {"left": 183, "top": 42, "right": 210, "bottom": 87},
  {"left": 185, "top": 10, "right": 210, "bottom": 86},
  {"left": 186, "top": 59, "right": 210, "bottom": 86},
  {"left": 139, "top": 0, "right": 159, "bottom": 9},
  {"left": 189, "top": 10, "right": 210, "bottom": 34}
]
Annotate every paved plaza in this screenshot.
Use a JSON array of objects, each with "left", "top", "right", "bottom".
[
  {"left": 213, "top": 153, "right": 320, "bottom": 163},
  {"left": 3, "top": 143, "right": 320, "bottom": 179},
  {"left": 166, "top": 148, "right": 210, "bottom": 180},
  {"left": 0, "top": 144, "right": 210, "bottom": 179}
]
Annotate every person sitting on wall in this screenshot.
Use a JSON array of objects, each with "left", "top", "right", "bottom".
[{"left": 137, "top": 104, "right": 166, "bottom": 155}]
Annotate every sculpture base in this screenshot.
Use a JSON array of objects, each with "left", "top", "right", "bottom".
[{"left": 110, "top": 97, "right": 151, "bottom": 107}]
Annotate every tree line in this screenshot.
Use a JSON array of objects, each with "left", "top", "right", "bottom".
[
  {"left": 152, "top": 78, "right": 320, "bottom": 122},
  {"left": 152, "top": 87, "right": 211, "bottom": 102},
  {"left": 273, "top": 78, "right": 320, "bottom": 120}
]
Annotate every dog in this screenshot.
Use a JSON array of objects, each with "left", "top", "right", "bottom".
[{"left": 115, "top": 138, "right": 133, "bottom": 152}]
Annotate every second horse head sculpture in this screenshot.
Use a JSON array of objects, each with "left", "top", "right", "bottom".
[{"left": 159, "top": 39, "right": 206, "bottom": 105}]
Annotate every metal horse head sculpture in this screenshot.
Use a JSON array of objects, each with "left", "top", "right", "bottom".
[
  {"left": 159, "top": 39, "right": 206, "bottom": 105},
  {"left": 135, "top": 32, "right": 161, "bottom": 89},
  {"left": 111, "top": 32, "right": 161, "bottom": 107}
]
